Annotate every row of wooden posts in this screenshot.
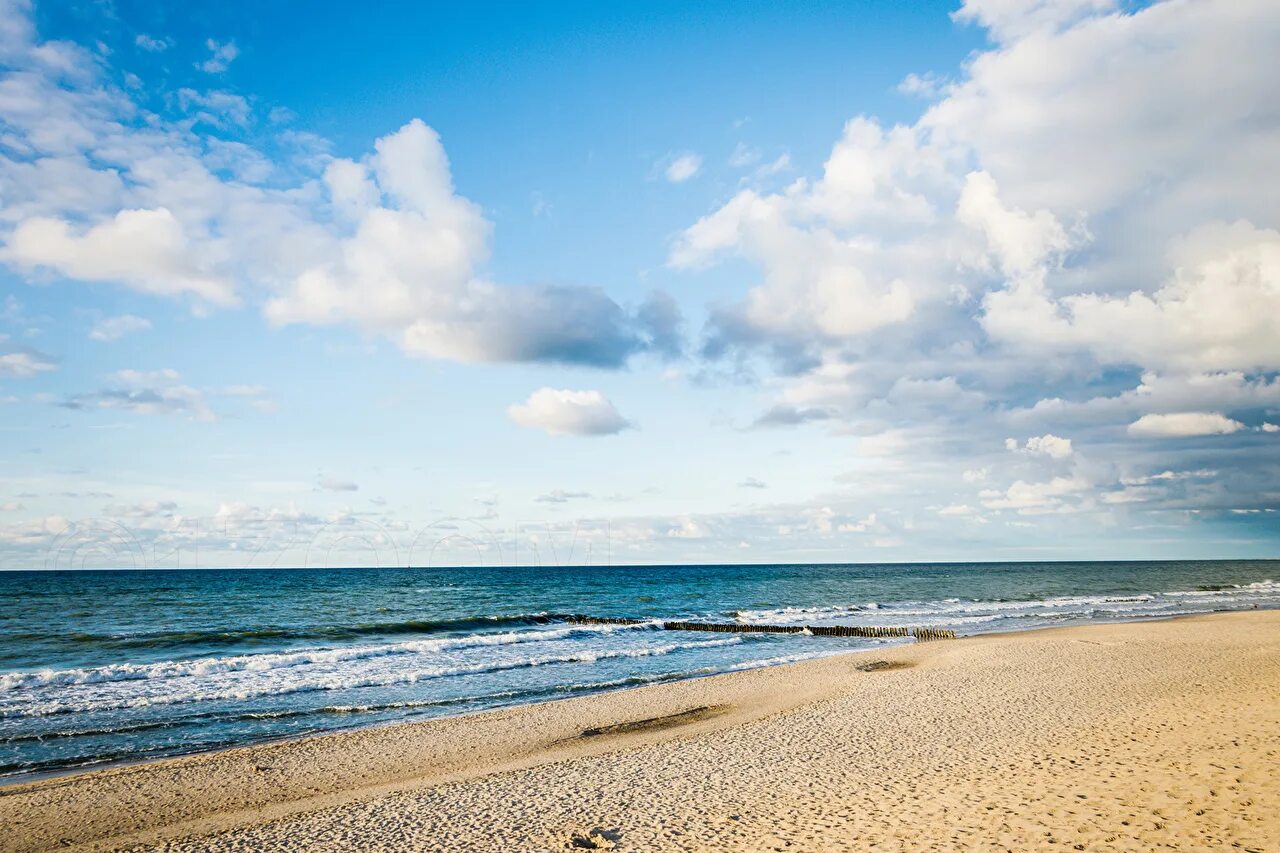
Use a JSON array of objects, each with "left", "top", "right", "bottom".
[{"left": 559, "top": 614, "right": 956, "bottom": 642}]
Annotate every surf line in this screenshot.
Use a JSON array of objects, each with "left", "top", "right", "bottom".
[{"left": 559, "top": 614, "right": 957, "bottom": 642}]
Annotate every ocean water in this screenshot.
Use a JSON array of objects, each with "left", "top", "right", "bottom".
[{"left": 1, "top": 560, "right": 1277, "bottom": 780}]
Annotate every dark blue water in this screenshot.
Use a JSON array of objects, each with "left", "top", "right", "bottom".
[{"left": 1, "top": 560, "right": 1277, "bottom": 780}]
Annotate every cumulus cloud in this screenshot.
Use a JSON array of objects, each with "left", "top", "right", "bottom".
[
  {"left": 0, "top": 12, "right": 679, "bottom": 370},
  {"left": 89, "top": 314, "right": 151, "bottom": 342},
  {"left": 981, "top": 475, "right": 1092, "bottom": 514},
  {"left": 982, "top": 220, "right": 1280, "bottom": 374},
  {"left": 668, "top": 0, "right": 1280, "bottom": 536},
  {"left": 670, "top": 149, "right": 925, "bottom": 345},
  {"left": 953, "top": 0, "right": 1118, "bottom": 41},
  {"left": 674, "top": 0, "right": 1280, "bottom": 377},
  {"left": 1007, "top": 434, "right": 1073, "bottom": 459},
  {"left": 1127, "top": 412, "right": 1246, "bottom": 438},
  {"left": 5, "top": 209, "right": 238, "bottom": 306},
  {"left": 507, "top": 388, "right": 632, "bottom": 437},
  {"left": 262, "top": 120, "right": 679, "bottom": 367}
]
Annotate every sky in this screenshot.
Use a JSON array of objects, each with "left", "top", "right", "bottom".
[{"left": 0, "top": 0, "right": 1278, "bottom": 570}]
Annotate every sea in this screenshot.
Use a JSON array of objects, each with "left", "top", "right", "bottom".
[{"left": 1, "top": 559, "right": 1277, "bottom": 781}]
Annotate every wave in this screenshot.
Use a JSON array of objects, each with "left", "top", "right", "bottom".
[
  {"left": 1, "top": 636, "right": 746, "bottom": 718},
  {"left": 39, "top": 613, "right": 564, "bottom": 652},
  {"left": 0, "top": 718, "right": 180, "bottom": 744},
  {"left": 728, "top": 580, "right": 1280, "bottom": 626},
  {"left": 731, "top": 604, "right": 866, "bottom": 624},
  {"left": 0, "top": 620, "right": 664, "bottom": 692},
  {"left": 1162, "top": 579, "right": 1276, "bottom": 596}
]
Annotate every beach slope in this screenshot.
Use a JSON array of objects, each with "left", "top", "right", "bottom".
[{"left": 3, "top": 611, "right": 1277, "bottom": 851}]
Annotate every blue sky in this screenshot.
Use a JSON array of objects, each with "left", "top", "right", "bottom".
[{"left": 1, "top": 0, "right": 1278, "bottom": 569}]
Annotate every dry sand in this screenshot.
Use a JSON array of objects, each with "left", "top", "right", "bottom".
[{"left": 2, "top": 610, "right": 1277, "bottom": 852}]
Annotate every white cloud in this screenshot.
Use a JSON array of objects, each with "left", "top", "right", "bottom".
[
  {"left": 0, "top": 13, "right": 677, "bottom": 369},
  {"left": 0, "top": 343, "right": 56, "bottom": 377},
  {"left": 176, "top": 88, "right": 252, "bottom": 128},
  {"left": 982, "top": 220, "right": 1280, "bottom": 374},
  {"left": 958, "top": 170, "right": 1074, "bottom": 281},
  {"left": 134, "top": 34, "right": 169, "bottom": 52},
  {"left": 667, "top": 0, "right": 1280, "bottom": 540},
  {"left": 1127, "top": 412, "right": 1246, "bottom": 438},
  {"left": 507, "top": 388, "right": 632, "bottom": 437},
  {"left": 674, "top": 0, "right": 1280, "bottom": 378},
  {"left": 4, "top": 209, "right": 238, "bottom": 306},
  {"left": 668, "top": 517, "right": 710, "bottom": 539},
  {"left": 318, "top": 478, "right": 358, "bottom": 492},
  {"left": 1120, "top": 469, "right": 1216, "bottom": 486},
  {"left": 198, "top": 39, "right": 239, "bottom": 73},
  {"left": 669, "top": 119, "right": 947, "bottom": 345},
  {"left": 837, "top": 511, "right": 879, "bottom": 533},
  {"left": 982, "top": 474, "right": 1092, "bottom": 513},
  {"left": 1007, "top": 433, "right": 1073, "bottom": 459},
  {"left": 264, "top": 120, "right": 676, "bottom": 366},
  {"left": 89, "top": 314, "right": 151, "bottom": 342},
  {"left": 952, "top": 0, "right": 1118, "bottom": 41},
  {"left": 664, "top": 152, "right": 702, "bottom": 183},
  {"left": 738, "top": 477, "right": 767, "bottom": 489},
  {"left": 1014, "top": 372, "right": 1280, "bottom": 429},
  {"left": 897, "top": 72, "right": 943, "bottom": 98}
]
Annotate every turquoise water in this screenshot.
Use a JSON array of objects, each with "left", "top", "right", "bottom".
[{"left": 1, "top": 560, "right": 1277, "bottom": 780}]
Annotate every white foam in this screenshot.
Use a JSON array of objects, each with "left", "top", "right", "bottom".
[
  {"left": 0, "top": 636, "right": 744, "bottom": 718},
  {"left": 0, "top": 621, "right": 661, "bottom": 692},
  {"left": 725, "top": 579, "right": 1280, "bottom": 632}
]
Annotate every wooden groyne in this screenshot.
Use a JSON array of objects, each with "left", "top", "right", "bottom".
[{"left": 560, "top": 614, "right": 956, "bottom": 642}]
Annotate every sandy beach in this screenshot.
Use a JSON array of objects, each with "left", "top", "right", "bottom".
[{"left": 2, "top": 610, "right": 1277, "bottom": 852}]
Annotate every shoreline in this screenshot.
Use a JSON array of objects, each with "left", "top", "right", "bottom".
[
  {"left": 0, "top": 640, "right": 862, "bottom": 790},
  {"left": 0, "top": 608, "right": 1250, "bottom": 789},
  {"left": 2, "top": 610, "right": 1277, "bottom": 850}
]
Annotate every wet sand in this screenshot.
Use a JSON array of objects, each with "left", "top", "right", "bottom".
[{"left": 3, "top": 610, "right": 1277, "bottom": 851}]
